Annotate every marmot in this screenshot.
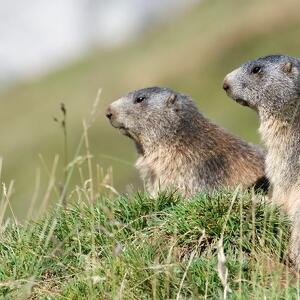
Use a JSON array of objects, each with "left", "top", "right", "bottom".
[
  {"left": 106, "top": 87, "right": 267, "bottom": 197},
  {"left": 223, "top": 54, "right": 300, "bottom": 266}
]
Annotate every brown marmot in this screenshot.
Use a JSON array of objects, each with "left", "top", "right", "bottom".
[
  {"left": 223, "top": 54, "right": 300, "bottom": 267},
  {"left": 106, "top": 87, "right": 267, "bottom": 197}
]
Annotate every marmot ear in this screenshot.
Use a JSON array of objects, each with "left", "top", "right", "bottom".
[
  {"left": 283, "top": 61, "right": 293, "bottom": 73},
  {"left": 166, "top": 93, "right": 177, "bottom": 106}
]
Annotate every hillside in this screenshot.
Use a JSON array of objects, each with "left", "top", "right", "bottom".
[
  {"left": 1, "top": 0, "right": 300, "bottom": 220},
  {"left": 0, "top": 191, "right": 294, "bottom": 299}
]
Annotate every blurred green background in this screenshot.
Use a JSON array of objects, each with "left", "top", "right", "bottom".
[{"left": 1, "top": 0, "right": 300, "bottom": 220}]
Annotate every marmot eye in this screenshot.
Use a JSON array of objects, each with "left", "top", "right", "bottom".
[
  {"left": 251, "top": 66, "right": 261, "bottom": 74},
  {"left": 135, "top": 96, "right": 146, "bottom": 104}
]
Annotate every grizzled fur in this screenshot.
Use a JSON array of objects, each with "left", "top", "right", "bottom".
[
  {"left": 223, "top": 55, "right": 300, "bottom": 268},
  {"left": 106, "top": 87, "right": 266, "bottom": 197}
]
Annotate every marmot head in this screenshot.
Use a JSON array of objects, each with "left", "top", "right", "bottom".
[
  {"left": 106, "top": 87, "right": 199, "bottom": 146},
  {"left": 223, "top": 55, "right": 300, "bottom": 117}
]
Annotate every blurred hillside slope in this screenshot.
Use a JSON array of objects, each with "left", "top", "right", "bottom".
[{"left": 1, "top": 0, "right": 300, "bottom": 219}]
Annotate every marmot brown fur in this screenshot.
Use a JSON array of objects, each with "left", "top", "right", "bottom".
[
  {"left": 106, "top": 87, "right": 267, "bottom": 197},
  {"left": 223, "top": 54, "right": 300, "bottom": 267}
]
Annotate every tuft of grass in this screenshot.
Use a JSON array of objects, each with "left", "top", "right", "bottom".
[{"left": 0, "top": 190, "right": 297, "bottom": 299}]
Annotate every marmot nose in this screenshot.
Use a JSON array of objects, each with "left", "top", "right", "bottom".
[
  {"left": 222, "top": 81, "right": 230, "bottom": 92},
  {"left": 106, "top": 107, "right": 113, "bottom": 119}
]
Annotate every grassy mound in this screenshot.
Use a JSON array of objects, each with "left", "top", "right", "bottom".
[{"left": 0, "top": 191, "right": 296, "bottom": 299}]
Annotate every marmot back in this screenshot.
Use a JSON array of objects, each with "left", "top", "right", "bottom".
[{"left": 106, "top": 87, "right": 266, "bottom": 196}]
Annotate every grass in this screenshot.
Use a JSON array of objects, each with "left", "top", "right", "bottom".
[{"left": 0, "top": 189, "right": 297, "bottom": 299}]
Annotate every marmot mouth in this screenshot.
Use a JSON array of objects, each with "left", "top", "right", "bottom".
[
  {"left": 110, "top": 121, "right": 127, "bottom": 131},
  {"left": 235, "top": 98, "right": 249, "bottom": 107},
  {"left": 119, "top": 126, "right": 132, "bottom": 137},
  {"left": 119, "top": 126, "right": 127, "bottom": 132},
  {"left": 110, "top": 121, "right": 131, "bottom": 136}
]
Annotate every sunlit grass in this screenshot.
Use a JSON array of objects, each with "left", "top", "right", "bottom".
[{"left": 0, "top": 188, "right": 296, "bottom": 299}]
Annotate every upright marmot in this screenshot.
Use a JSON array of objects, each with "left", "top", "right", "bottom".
[
  {"left": 223, "top": 55, "right": 300, "bottom": 213},
  {"left": 106, "top": 87, "right": 266, "bottom": 197},
  {"left": 223, "top": 54, "right": 300, "bottom": 266}
]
